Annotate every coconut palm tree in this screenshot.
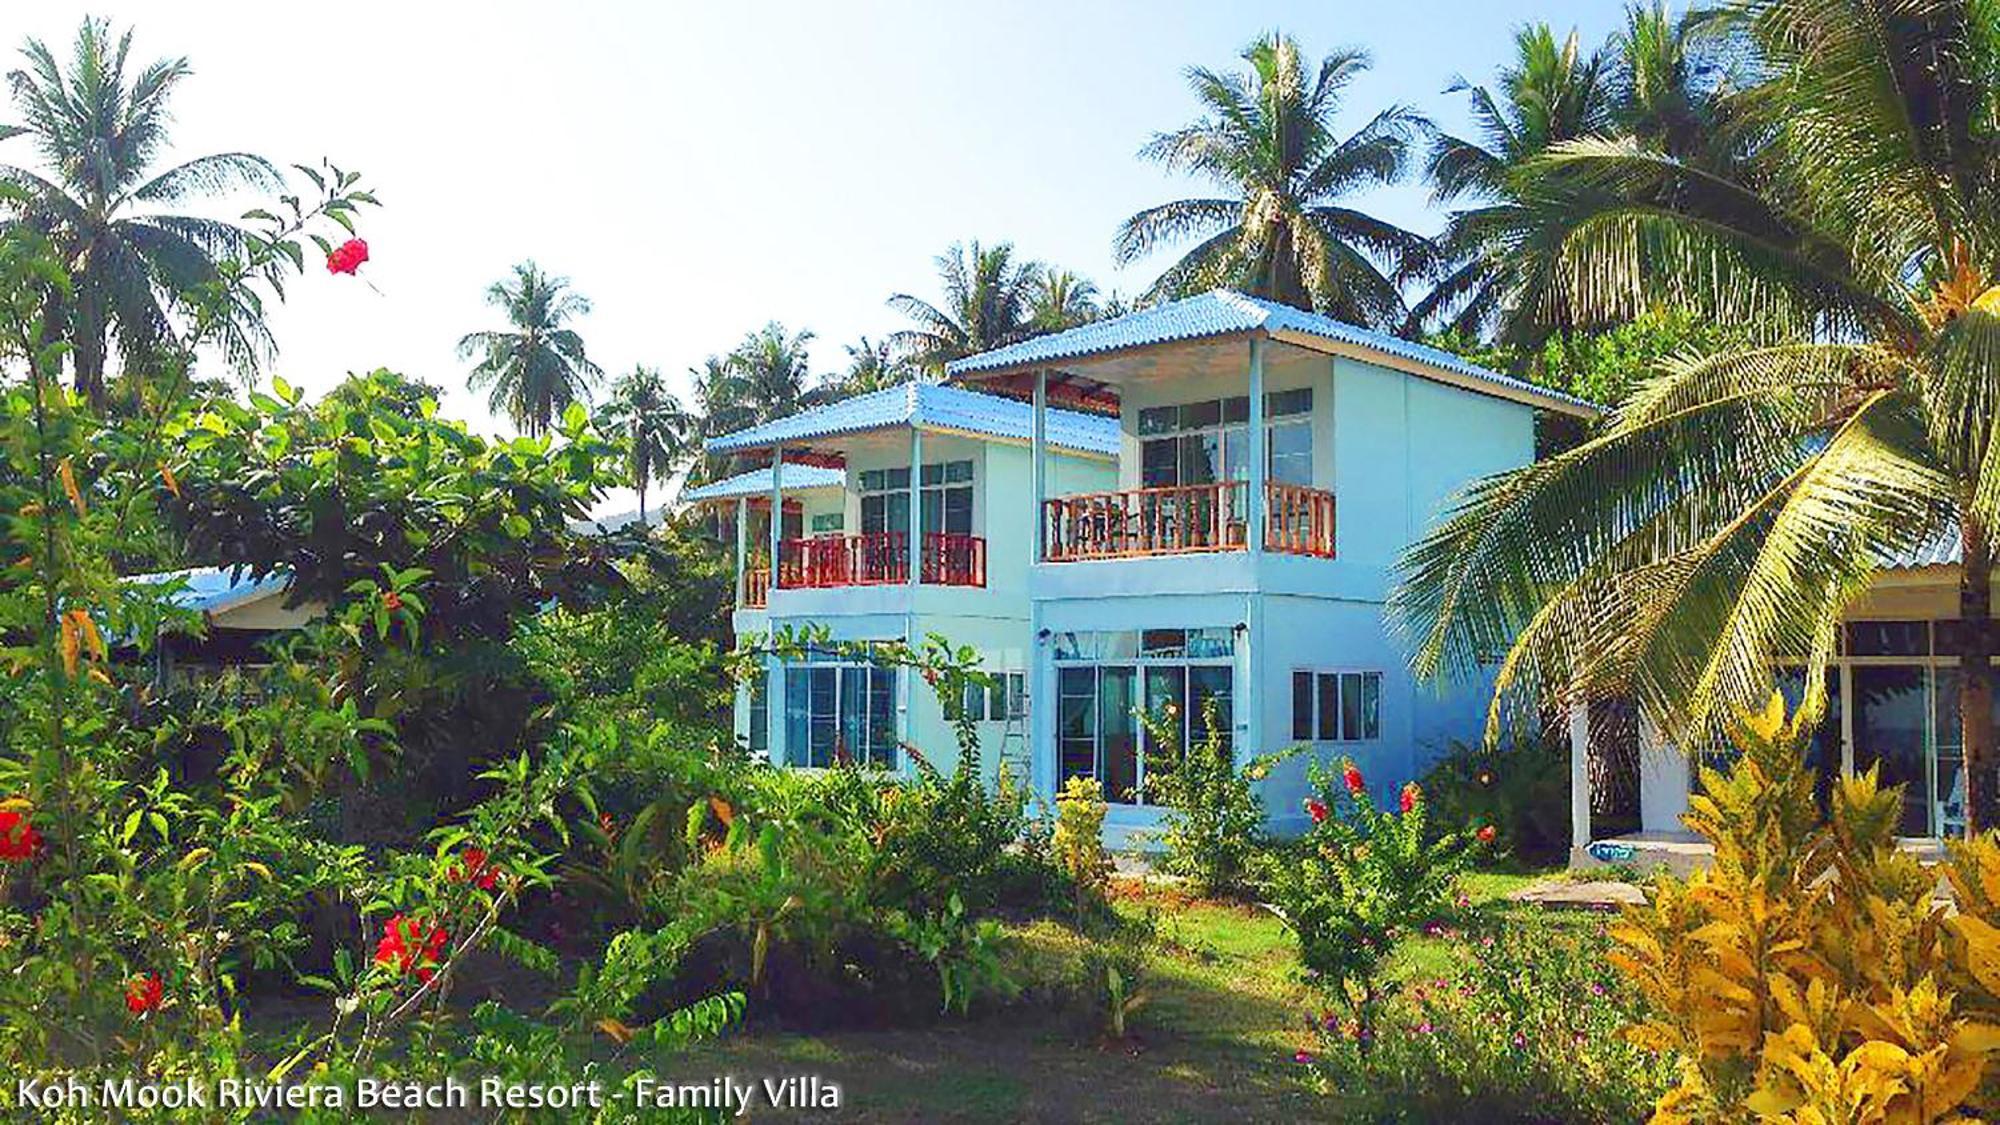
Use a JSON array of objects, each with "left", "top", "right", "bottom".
[
  {"left": 1030, "top": 268, "right": 1102, "bottom": 332},
  {"left": 1390, "top": 0, "right": 2000, "bottom": 834},
  {"left": 1408, "top": 24, "right": 1614, "bottom": 340},
  {"left": 1411, "top": 7, "right": 1742, "bottom": 345},
  {"left": 602, "top": 365, "right": 692, "bottom": 527},
  {"left": 1115, "top": 33, "right": 1431, "bottom": 326},
  {"left": 457, "top": 262, "right": 601, "bottom": 436},
  {"left": 0, "top": 18, "right": 282, "bottom": 402},
  {"left": 888, "top": 241, "right": 1041, "bottom": 372},
  {"left": 826, "top": 335, "right": 914, "bottom": 399},
  {"left": 724, "top": 321, "right": 822, "bottom": 418}
]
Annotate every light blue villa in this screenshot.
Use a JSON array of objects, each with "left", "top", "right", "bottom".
[
  {"left": 686, "top": 382, "right": 1119, "bottom": 780},
  {"left": 943, "top": 290, "right": 1599, "bottom": 842},
  {"left": 697, "top": 289, "right": 1601, "bottom": 844}
]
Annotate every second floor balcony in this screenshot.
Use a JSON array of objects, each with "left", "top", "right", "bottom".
[
  {"left": 1042, "top": 480, "right": 1335, "bottom": 562},
  {"left": 742, "top": 532, "right": 988, "bottom": 604}
]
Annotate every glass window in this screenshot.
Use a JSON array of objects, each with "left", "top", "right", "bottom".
[
  {"left": 1295, "top": 670, "right": 1385, "bottom": 742},
  {"left": 1268, "top": 387, "right": 1313, "bottom": 417},
  {"left": 1137, "top": 405, "right": 1178, "bottom": 435},
  {"left": 778, "top": 661, "right": 895, "bottom": 769},
  {"left": 809, "top": 512, "right": 844, "bottom": 534},
  {"left": 1103, "top": 667, "right": 1140, "bottom": 802},
  {"left": 748, "top": 670, "right": 769, "bottom": 756},
  {"left": 1058, "top": 669, "right": 1097, "bottom": 784},
  {"left": 1846, "top": 620, "right": 1929, "bottom": 657},
  {"left": 1054, "top": 657, "right": 1230, "bottom": 805},
  {"left": 1133, "top": 393, "right": 1313, "bottom": 490},
  {"left": 1269, "top": 420, "right": 1312, "bottom": 485},
  {"left": 1140, "top": 629, "right": 1187, "bottom": 658}
]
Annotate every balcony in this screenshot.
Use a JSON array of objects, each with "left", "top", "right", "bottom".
[
  {"left": 743, "top": 564, "right": 771, "bottom": 608},
  {"left": 1041, "top": 481, "right": 1334, "bottom": 562},
  {"left": 772, "top": 532, "right": 987, "bottom": 590}
]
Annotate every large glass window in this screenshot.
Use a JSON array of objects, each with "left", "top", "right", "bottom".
[
  {"left": 960, "top": 671, "right": 1028, "bottom": 722},
  {"left": 1054, "top": 630, "right": 1234, "bottom": 805},
  {"left": 747, "top": 670, "right": 768, "bottom": 757},
  {"left": 860, "top": 460, "right": 973, "bottom": 536},
  {"left": 781, "top": 659, "right": 898, "bottom": 769},
  {"left": 1136, "top": 391, "right": 1312, "bottom": 489}
]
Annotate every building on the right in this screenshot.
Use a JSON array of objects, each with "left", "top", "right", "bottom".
[
  {"left": 947, "top": 289, "right": 1601, "bottom": 847},
  {"left": 1583, "top": 530, "right": 2000, "bottom": 862}
]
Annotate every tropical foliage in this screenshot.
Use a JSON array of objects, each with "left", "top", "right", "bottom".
[
  {"left": 601, "top": 364, "right": 694, "bottom": 525},
  {"left": 1117, "top": 32, "right": 1430, "bottom": 325},
  {"left": 1391, "top": 0, "right": 2000, "bottom": 832},
  {"left": 458, "top": 261, "right": 602, "bottom": 436},
  {"left": 1612, "top": 695, "right": 2000, "bottom": 1123},
  {"left": 0, "top": 19, "right": 316, "bottom": 402},
  {"left": 888, "top": 240, "right": 1044, "bottom": 372}
]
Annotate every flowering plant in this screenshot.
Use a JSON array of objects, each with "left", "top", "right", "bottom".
[{"left": 1261, "top": 759, "right": 1484, "bottom": 1046}]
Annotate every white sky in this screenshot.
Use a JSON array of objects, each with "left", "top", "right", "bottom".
[{"left": 9, "top": 1, "right": 1622, "bottom": 516}]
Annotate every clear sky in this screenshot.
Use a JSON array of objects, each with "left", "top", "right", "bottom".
[{"left": 14, "top": 1, "right": 1625, "bottom": 514}]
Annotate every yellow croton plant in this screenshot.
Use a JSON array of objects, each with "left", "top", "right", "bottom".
[{"left": 1610, "top": 693, "right": 2000, "bottom": 1124}]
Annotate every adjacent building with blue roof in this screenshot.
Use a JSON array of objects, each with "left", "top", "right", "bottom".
[{"left": 696, "top": 383, "right": 1118, "bottom": 778}]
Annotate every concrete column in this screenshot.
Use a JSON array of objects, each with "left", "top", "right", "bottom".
[
  {"left": 1242, "top": 594, "right": 1261, "bottom": 765},
  {"left": 768, "top": 447, "right": 784, "bottom": 591},
  {"left": 1637, "top": 711, "right": 1691, "bottom": 834},
  {"left": 734, "top": 496, "right": 748, "bottom": 605},
  {"left": 908, "top": 426, "right": 924, "bottom": 585},
  {"left": 1247, "top": 337, "right": 1266, "bottom": 554},
  {"left": 1568, "top": 701, "right": 1591, "bottom": 854},
  {"left": 1032, "top": 369, "right": 1048, "bottom": 564}
]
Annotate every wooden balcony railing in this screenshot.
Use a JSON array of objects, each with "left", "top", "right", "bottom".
[
  {"left": 742, "top": 564, "right": 770, "bottom": 608},
  {"left": 1042, "top": 481, "right": 1336, "bottom": 562},
  {"left": 773, "top": 532, "right": 986, "bottom": 590},
  {"left": 1265, "top": 482, "right": 1337, "bottom": 557}
]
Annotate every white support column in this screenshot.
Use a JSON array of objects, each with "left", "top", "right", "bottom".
[
  {"left": 1032, "top": 369, "right": 1048, "bottom": 564},
  {"left": 1242, "top": 594, "right": 1262, "bottom": 765},
  {"left": 1568, "top": 701, "right": 1592, "bottom": 858},
  {"left": 768, "top": 447, "right": 784, "bottom": 591},
  {"left": 1637, "top": 711, "right": 1691, "bottom": 834},
  {"left": 734, "top": 496, "right": 748, "bottom": 606},
  {"left": 766, "top": 447, "right": 784, "bottom": 764},
  {"left": 908, "top": 426, "right": 924, "bottom": 586},
  {"left": 1246, "top": 337, "right": 1266, "bottom": 555}
]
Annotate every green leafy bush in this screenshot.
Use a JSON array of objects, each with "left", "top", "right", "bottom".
[
  {"left": 1261, "top": 759, "right": 1483, "bottom": 1042},
  {"left": 1420, "top": 729, "right": 1571, "bottom": 863},
  {"left": 1139, "top": 698, "right": 1293, "bottom": 897}
]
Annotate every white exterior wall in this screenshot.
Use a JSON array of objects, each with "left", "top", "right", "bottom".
[{"left": 1029, "top": 347, "right": 1538, "bottom": 844}]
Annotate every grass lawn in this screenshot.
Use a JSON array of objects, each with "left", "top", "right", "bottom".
[{"left": 664, "top": 864, "right": 1570, "bottom": 1123}]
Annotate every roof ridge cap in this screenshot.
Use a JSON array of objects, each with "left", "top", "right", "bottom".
[{"left": 1210, "top": 289, "right": 1276, "bottom": 324}]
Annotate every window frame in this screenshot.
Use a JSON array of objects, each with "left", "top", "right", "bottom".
[
  {"left": 1136, "top": 391, "right": 1313, "bottom": 490},
  {"left": 1054, "top": 634, "right": 1235, "bottom": 806},
  {"left": 859, "top": 459, "right": 974, "bottom": 536},
  {"left": 1290, "top": 668, "right": 1383, "bottom": 743}
]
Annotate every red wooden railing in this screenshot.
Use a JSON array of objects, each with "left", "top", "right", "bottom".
[
  {"left": 1265, "top": 482, "right": 1337, "bottom": 557},
  {"left": 772, "top": 533, "right": 986, "bottom": 589},
  {"left": 1042, "top": 481, "right": 1336, "bottom": 562},
  {"left": 921, "top": 532, "right": 987, "bottom": 587},
  {"left": 742, "top": 564, "right": 770, "bottom": 608}
]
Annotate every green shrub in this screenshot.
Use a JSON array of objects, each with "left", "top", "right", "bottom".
[
  {"left": 1420, "top": 729, "right": 1571, "bottom": 863},
  {"left": 1139, "top": 697, "right": 1293, "bottom": 898},
  {"left": 1261, "top": 759, "right": 1483, "bottom": 1042},
  {"left": 1052, "top": 775, "right": 1111, "bottom": 919},
  {"left": 1303, "top": 913, "right": 1671, "bottom": 1123}
]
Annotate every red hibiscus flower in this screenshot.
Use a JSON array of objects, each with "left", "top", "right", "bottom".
[
  {"left": 1476, "top": 824, "right": 1498, "bottom": 844},
  {"left": 124, "top": 973, "right": 164, "bottom": 1015},
  {"left": 326, "top": 238, "right": 369, "bottom": 275},
  {"left": 1400, "top": 782, "right": 1421, "bottom": 814},
  {"left": 374, "top": 914, "right": 449, "bottom": 983},
  {"left": 447, "top": 846, "right": 499, "bottom": 891},
  {"left": 0, "top": 808, "right": 43, "bottom": 862},
  {"left": 1342, "top": 764, "right": 1366, "bottom": 795},
  {"left": 1303, "top": 797, "right": 1329, "bottom": 825}
]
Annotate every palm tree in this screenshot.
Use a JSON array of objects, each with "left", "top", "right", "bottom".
[
  {"left": 1029, "top": 268, "right": 1102, "bottom": 332},
  {"left": 1115, "top": 33, "right": 1430, "bottom": 326},
  {"left": 601, "top": 365, "right": 692, "bottom": 527},
  {"left": 1390, "top": 0, "right": 2000, "bottom": 834},
  {"left": 1409, "top": 25, "right": 1614, "bottom": 340},
  {"left": 725, "top": 321, "right": 822, "bottom": 418},
  {"left": 0, "top": 18, "right": 282, "bottom": 402},
  {"left": 1412, "top": 7, "right": 1741, "bottom": 345},
  {"left": 888, "top": 241, "right": 1041, "bottom": 372},
  {"left": 827, "top": 335, "right": 914, "bottom": 399},
  {"left": 457, "top": 262, "right": 601, "bottom": 436}
]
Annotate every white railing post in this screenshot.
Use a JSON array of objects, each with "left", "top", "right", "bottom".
[
  {"left": 1569, "top": 700, "right": 1592, "bottom": 860},
  {"left": 1247, "top": 337, "right": 1266, "bottom": 555}
]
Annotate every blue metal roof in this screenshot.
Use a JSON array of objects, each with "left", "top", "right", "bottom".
[
  {"left": 945, "top": 289, "right": 1602, "bottom": 418},
  {"left": 681, "top": 463, "right": 845, "bottom": 503},
  {"left": 1886, "top": 528, "right": 1962, "bottom": 570},
  {"left": 129, "top": 566, "right": 292, "bottom": 614},
  {"left": 704, "top": 382, "right": 1120, "bottom": 457}
]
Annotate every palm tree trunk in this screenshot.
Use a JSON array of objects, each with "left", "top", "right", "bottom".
[
  {"left": 1963, "top": 514, "right": 1995, "bottom": 837},
  {"left": 636, "top": 479, "right": 648, "bottom": 529}
]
